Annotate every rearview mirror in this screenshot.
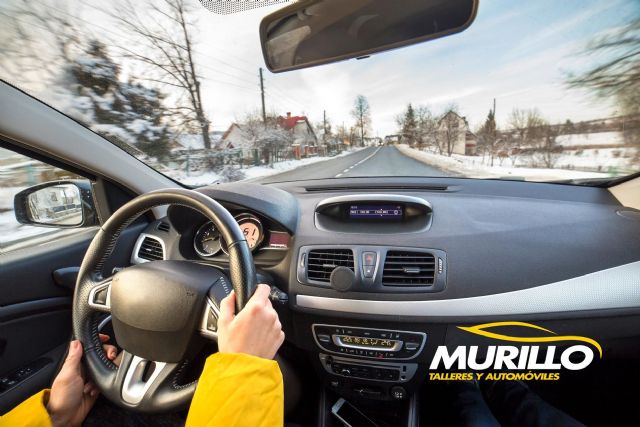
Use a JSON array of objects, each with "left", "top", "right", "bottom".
[
  {"left": 14, "top": 180, "right": 97, "bottom": 228},
  {"left": 260, "top": 0, "right": 478, "bottom": 72}
]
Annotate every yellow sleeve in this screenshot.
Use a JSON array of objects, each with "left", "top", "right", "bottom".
[
  {"left": 186, "top": 353, "right": 283, "bottom": 427},
  {"left": 0, "top": 390, "right": 53, "bottom": 427}
]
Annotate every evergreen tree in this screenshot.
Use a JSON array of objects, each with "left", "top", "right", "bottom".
[
  {"left": 69, "top": 40, "right": 171, "bottom": 160},
  {"left": 401, "top": 103, "right": 418, "bottom": 146},
  {"left": 478, "top": 109, "right": 498, "bottom": 165}
]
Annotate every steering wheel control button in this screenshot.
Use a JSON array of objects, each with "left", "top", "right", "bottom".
[
  {"left": 330, "top": 266, "right": 356, "bottom": 292},
  {"left": 390, "top": 386, "right": 407, "bottom": 400},
  {"left": 94, "top": 287, "right": 108, "bottom": 305},
  {"left": 206, "top": 311, "right": 218, "bottom": 332},
  {"left": 88, "top": 281, "right": 111, "bottom": 311}
]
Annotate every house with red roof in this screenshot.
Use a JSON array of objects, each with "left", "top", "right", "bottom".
[{"left": 220, "top": 112, "right": 318, "bottom": 157}]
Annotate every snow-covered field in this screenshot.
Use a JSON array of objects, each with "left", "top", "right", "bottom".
[
  {"left": 396, "top": 144, "right": 611, "bottom": 181},
  {"left": 556, "top": 131, "right": 623, "bottom": 147},
  {"left": 172, "top": 148, "right": 365, "bottom": 187}
]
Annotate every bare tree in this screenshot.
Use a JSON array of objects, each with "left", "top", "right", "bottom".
[
  {"left": 0, "top": 0, "right": 83, "bottom": 80},
  {"left": 106, "top": 0, "right": 212, "bottom": 149},
  {"left": 351, "top": 95, "right": 371, "bottom": 147},
  {"left": 507, "top": 108, "right": 545, "bottom": 166},
  {"left": 537, "top": 124, "right": 562, "bottom": 169},
  {"left": 438, "top": 105, "right": 461, "bottom": 157},
  {"left": 567, "top": 18, "right": 640, "bottom": 116},
  {"left": 415, "top": 105, "right": 437, "bottom": 150}
]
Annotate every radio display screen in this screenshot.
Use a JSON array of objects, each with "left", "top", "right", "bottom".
[
  {"left": 337, "top": 335, "right": 397, "bottom": 349},
  {"left": 349, "top": 204, "right": 403, "bottom": 220}
]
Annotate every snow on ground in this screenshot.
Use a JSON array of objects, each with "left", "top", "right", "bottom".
[
  {"left": 556, "top": 132, "right": 623, "bottom": 147},
  {"left": 396, "top": 144, "right": 611, "bottom": 181},
  {"left": 171, "top": 148, "right": 365, "bottom": 187}
]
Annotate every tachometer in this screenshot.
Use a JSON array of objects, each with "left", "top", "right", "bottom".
[{"left": 194, "top": 222, "right": 222, "bottom": 257}]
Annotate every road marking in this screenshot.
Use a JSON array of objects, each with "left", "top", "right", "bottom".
[{"left": 334, "top": 147, "right": 381, "bottom": 178}]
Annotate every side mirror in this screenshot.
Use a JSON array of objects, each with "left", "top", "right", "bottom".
[{"left": 13, "top": 180, "right": 98, "bottom": 228}]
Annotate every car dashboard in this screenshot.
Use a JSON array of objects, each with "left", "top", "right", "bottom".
[{"left": 127, "top": 176, "right": 640, "bottom": 403}]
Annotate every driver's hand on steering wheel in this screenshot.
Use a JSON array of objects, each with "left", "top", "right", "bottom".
[
  {"left": 46, "top": 335, "right": 120, "bottom": 427},
  {"left": 217, "top": 284, "right": 285, "bottom": 359}
]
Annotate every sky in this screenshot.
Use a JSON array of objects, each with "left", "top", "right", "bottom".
[{"left": 1, "top": 0, "right": 639, "bottom": 136}]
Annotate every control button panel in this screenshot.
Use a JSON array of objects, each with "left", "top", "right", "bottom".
[{"left": 313, "top": 324, "right": 426, "bottom": 360}]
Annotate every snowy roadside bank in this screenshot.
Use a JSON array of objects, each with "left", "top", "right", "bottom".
[{"left": 395, "top": 144, "right": 609, "bottom": 182}]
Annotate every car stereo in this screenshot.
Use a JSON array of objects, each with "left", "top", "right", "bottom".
[{"left": 313, "top": 324, "right": 426, "bottom": 360}]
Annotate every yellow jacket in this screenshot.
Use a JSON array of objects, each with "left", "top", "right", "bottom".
[{"left": 0, "top": 353, "right": 283, "bottom": 427}]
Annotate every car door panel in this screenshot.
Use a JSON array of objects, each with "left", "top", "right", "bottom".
[{"left": 0, "top": 222, "right": 146, "bottom": 414}]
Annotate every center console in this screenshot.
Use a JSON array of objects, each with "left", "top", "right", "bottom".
[{"left": 299, "top": 318, "right": 441, "bottom": 405}]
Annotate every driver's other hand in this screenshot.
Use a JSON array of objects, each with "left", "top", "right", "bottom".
[
  {"left": 47, "top": 337, "right": 119, "bottom": 427},
  {"left": 46, "top": 340, "right": 99, "bottom": 427},
  {"left": 217, "top": 284, "right": 285, "bottom": 359},
  {"left": 99, "top": 333, "right": 121, "bottom": 367}
]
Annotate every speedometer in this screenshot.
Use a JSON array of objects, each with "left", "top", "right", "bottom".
[
  {"left": 221, "top": 213, "right": 264, "bottom": 254},
  {"left": 193, "top": 222, "right": 222, "bottom": 257}
]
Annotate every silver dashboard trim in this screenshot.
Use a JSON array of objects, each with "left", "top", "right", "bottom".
[
  {"left": 121, "top": 355, "right": 174, "bottom": 405},
  {"left": 88, "top": 281, "right": 111, "bottom": 312},
  {"left": 315, "top": 194, "right": 431, "bottom": 209},
  {"left": 131, "top": 233, "right": 166, "bottom": 264},
  {"left": 298, "top": 261, "right": 640, "bottom": 316}
]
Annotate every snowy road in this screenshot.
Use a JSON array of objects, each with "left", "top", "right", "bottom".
[{"left": 255, "top": 145, "right": 449, "bottom": 183}]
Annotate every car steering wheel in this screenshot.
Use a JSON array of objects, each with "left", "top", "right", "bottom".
[{"left": 72, "top": 188, "right": 256, "bottom": 412}]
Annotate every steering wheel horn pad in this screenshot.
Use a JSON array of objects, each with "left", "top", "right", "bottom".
[{"left": 111, "top": 261, "right": 227, "bottom": 363}]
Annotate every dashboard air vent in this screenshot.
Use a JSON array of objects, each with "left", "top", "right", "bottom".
[
  {"left": 306, "top": 249, "right": 354, "bottom": 283},
  {"left": 382, "top": 251, "right": 435, "bottom": 286},
  {"left": 137, "top": 236, "right": 165, "bottom": 261},
  {"left": 157, "top": 222, "right": 170, "bottom": 232}
]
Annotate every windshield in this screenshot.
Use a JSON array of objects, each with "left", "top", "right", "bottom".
[{"left": 1, "top": 0, "right": 638, "bottom": 186}]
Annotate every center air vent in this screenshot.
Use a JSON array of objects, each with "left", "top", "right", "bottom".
[
  {"left": 306, "top": 249, "right": 354, "bottom": 283},
  {"left": 382, "top": 251, "right": 435, "bottom": 286},
  {"left": 136, "top": 236, "right": 165, "bottom": 262}
]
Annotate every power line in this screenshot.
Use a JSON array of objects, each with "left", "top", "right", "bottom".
[
  {"left": 201, "top": 76, "right": 258, "bottom": 92},
  {"left": 267, "top": 80, "right": 308, "bottom": 111},
  {"left": 264, "top": 85, "right": 307, "bottom": 112},
  {"left": 39, "top": 3, "right": 260, "bottom": 79}
]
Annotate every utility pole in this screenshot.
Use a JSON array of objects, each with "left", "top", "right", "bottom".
[
  {"left": 323, "top": 110, "right": 327, "bottom": 145},
  {"left": 259, "top": 67, "right": 266, "bottom": 125}
]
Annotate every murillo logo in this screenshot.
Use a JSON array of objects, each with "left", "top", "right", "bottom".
[{"left": 429, "top": 322, "right": 602, "bottom": 378}]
